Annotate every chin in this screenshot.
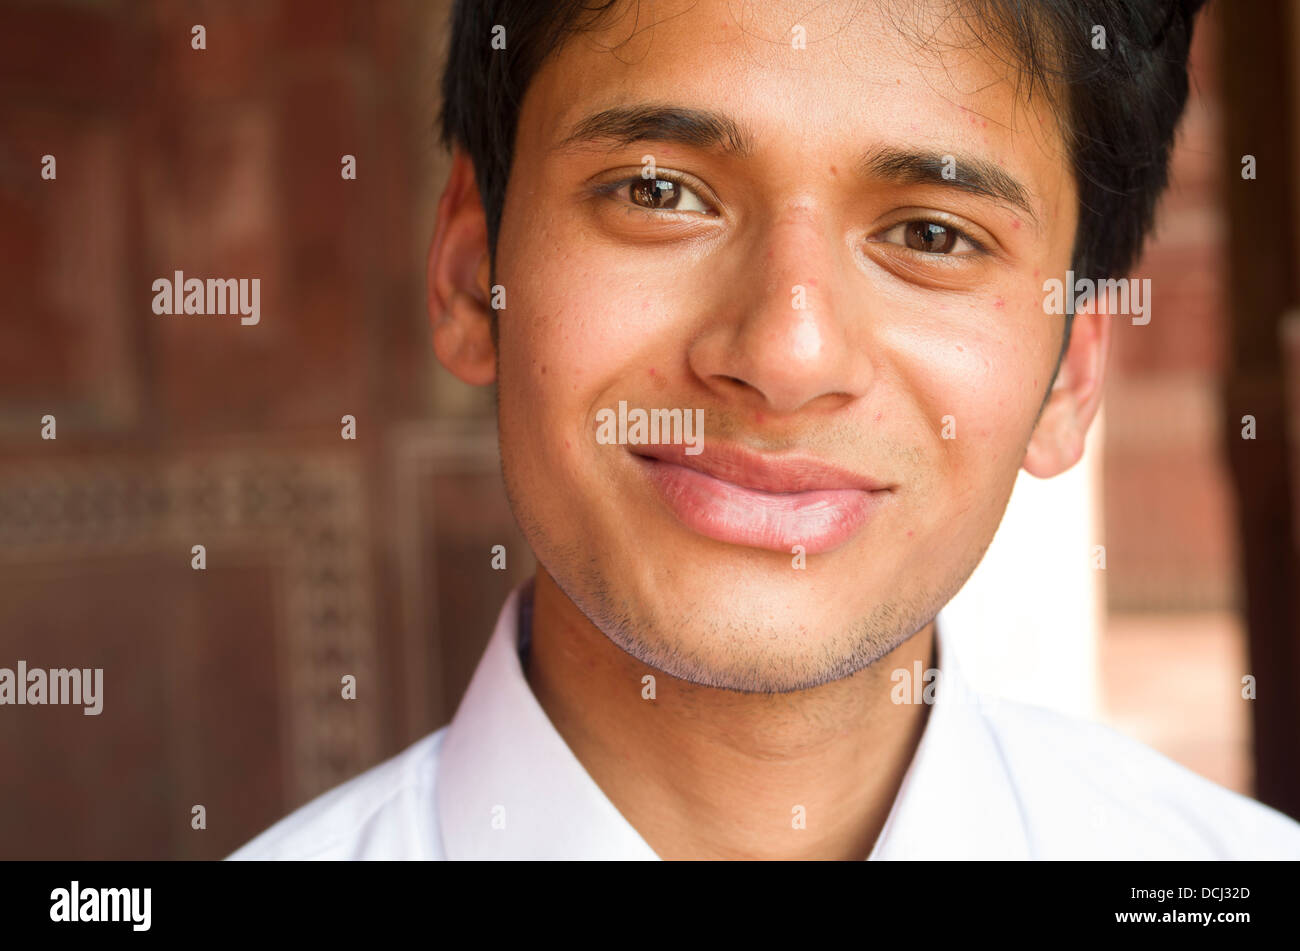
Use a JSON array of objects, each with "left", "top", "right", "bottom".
[{"left": 582, "top": 563, "right": 885, "bottom": 686}]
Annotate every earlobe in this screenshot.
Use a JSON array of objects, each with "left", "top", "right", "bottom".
[
  {"left": 1022, "top": 304, "right": 1112, "bottom": 478},
  {"left": 428, "top": 148, "right": 497, "bottom": 386}
]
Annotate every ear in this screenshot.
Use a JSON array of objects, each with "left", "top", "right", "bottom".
[
  {"left": 428, "top": 146, "right": 496, "bottom": 386},
  {"left": 1021, "top": 298, "right": 1112, "bottom": 478}
]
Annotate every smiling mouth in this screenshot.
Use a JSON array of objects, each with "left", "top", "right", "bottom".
[{"left": 629, "top": 444, "right": 891, "bottom": 554}]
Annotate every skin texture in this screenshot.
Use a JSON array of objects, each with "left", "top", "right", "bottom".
[{"left": 428, "top": 0, "right": 1111, "bottom": 859}]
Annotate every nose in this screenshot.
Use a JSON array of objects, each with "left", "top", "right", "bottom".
[{"left": 688, "top": 207, "right": 872, "bottom": 417}]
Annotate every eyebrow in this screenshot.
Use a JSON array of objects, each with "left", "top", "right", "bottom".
[
  {"left": 557, "top": 104, "right": 754, "bottom": 157},
  {"left": 557, "top": 103, "right": 1039, "bottom": 225},
  {"left": 857, "top": 145, "right": 1039, "bottom": 227}
]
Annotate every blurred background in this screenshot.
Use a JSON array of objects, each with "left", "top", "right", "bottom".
[{"left": 1, "top": 0, "right": 1297, "bottom": 859}]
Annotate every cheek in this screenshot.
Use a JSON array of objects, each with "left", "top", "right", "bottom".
[
  {"left": 886, "top": 297, "right": 1052, "bottom": 466},
  {"left": 499, "top": 233, "right": 695, "bottom": 392},
  {"left": 495, "top": 249, "right": 681, "bottom": 464},
  {"left": 945, "top": 326, "right": 1054, "bottom": 477}
]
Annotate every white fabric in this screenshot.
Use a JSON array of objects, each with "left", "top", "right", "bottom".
[{"left": 228, "top": 579, "right": 1300, "bottom": 860}]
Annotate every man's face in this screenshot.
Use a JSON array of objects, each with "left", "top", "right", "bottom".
[{"left": 490, "top": 0, "right": 1080, "bottom": 691}]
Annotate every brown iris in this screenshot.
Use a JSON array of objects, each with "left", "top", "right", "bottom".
[
  {"left": 904, "top": 221, "right": 958, "bottom": 254},
  {"left": 630, "top": 178, "right": 679, "bottom": 210}
]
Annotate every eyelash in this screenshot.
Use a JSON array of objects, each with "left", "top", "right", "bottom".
[{"left": 593, "top": 174, "right": 987, "bottom": 256}]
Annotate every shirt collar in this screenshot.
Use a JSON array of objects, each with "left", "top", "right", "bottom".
[
  {"left": 866, "top": 606, "right": 1031, "bottom": 859},
  {"left": 436, "top": 578, "right": 658, "bottom": 859},
  {"left": 437, "top": 578, "right": 1029, "bottom": 859}
]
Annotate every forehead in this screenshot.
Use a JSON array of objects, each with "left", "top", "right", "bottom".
[{"left": 520, "top": 0, "right": 1072, "bottom": 219}]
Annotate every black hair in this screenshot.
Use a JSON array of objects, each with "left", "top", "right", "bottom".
[{"left": 438, "top": 0, "right": 1208, "bottom": 367}]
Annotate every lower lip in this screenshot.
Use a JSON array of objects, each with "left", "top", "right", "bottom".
[{"left": 632, "top": 453, "right": 884, "bottom": 555}]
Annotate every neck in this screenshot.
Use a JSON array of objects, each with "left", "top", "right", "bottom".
[{"left": 522, "top": 568, "right": 936, "bottom": 860}]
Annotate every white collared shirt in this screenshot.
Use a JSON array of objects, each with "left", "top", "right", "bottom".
[{"left": 228, "top": 579, "right": 1300, "bottom": 860}]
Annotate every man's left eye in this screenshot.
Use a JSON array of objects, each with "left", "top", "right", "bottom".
[{"left": 876, "top": 220, "right": 980, "bottom": 255}]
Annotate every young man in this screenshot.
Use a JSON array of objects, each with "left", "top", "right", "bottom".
[{"left": 231, "top": 0, "right": 1300, "bottom": 859}]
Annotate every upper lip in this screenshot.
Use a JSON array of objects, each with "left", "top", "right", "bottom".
[{"left": 631, "top": 442, "right": 890, "bottom": 494}]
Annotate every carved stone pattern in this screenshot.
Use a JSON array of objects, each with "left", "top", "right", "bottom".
[{"left": 0, "top": 451, "right": 380, "bottom": 802}]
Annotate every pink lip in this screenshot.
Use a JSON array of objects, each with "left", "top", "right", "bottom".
[{"left": 630, "top": 443, "right": 890, "bottom": 554}]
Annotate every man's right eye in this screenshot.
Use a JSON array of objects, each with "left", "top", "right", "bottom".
[{"left": 599, "top": 174, "right": 714, "bottom": 215}]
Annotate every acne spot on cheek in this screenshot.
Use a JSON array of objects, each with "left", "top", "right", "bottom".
[
  {"left": 874, "top": 411, "right": 882, "bottom": 422},
  {"left": 565, "top": 439, "right": 571, "bottom": 450},
  {"left": 1012, "top": 219, "right": 1021, "bottom": 230},
  {"left": 829, "top": 165, "right": 838, "bottom": 176},
  {"left": 907, "top": 530, "right": 914, "bottom": 538},
  {"left": 994, "top": 297, "right": 1005, "bottom": 309}
]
